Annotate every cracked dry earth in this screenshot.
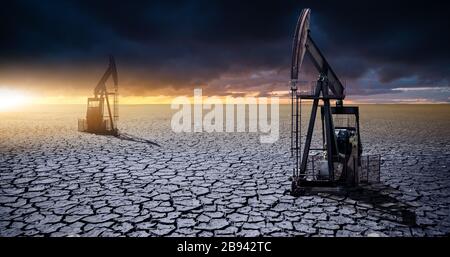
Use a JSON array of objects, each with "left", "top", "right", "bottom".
[{"left": 1, "top": 104, "right": 449, "bottom": 237}]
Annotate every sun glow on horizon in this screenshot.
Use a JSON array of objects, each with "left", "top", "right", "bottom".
[
  {"left": 0, "top": 88, "right": 447, "bottom": 108},
  {"left": 0, "top": 88, "right": 31, "bottom": 111}
]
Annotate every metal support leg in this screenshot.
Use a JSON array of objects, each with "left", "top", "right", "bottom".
[
  {"left": 299, "top": 99, "right": 318, "bottom": 176},
  {"left": 104, "top": 93, "right": 115, "bottom": 134},
  {"left": 321, "top": 108, "right": 325, "bottom": 150},
  {"left": 323, "top": 99, "right": 335, "bottom": 181}
]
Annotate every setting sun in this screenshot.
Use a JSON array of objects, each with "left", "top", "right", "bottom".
[{"left": 0, "top": 88, "right": 30, "bottom": 111}]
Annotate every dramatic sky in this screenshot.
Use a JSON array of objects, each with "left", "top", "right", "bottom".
[{"left": 0, "top": 0, "right": 449, "bottom": 103}]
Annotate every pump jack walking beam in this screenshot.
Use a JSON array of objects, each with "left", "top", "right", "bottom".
[
  {"left": 291, "top": 9, "right": 344, "bottom": 99},
  {"left": 304, "top": 35, "right": 345, "bottom": 99},
  {"left": 94, "top": 56, "right": 118, "bottom": 98}
]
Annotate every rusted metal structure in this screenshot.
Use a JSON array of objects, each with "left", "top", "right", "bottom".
[
  {"left": 290, "top": 9, "right": 379, "bottom": 195},
  {"left": 78, "top": 56, "right": 119, "bottom": 136}
]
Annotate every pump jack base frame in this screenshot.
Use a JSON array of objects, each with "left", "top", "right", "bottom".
[
  {"left": 78, "top": 126, "right": 119, "bottom": 137},
  {"left": 291, "top": 179, "right": 347, "bottom": 196},
  {"left": 78, "top": 118, "right": 119, "bottom": 136}
]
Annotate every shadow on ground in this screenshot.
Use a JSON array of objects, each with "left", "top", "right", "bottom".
[
  {"left": 115, "top": 133, "right": 160, "bottom": 147},
  {"left": 302, "top": 184, "right": 417, "bottom": 227},
  {"left": 345, "top": 185, "right": 417, "bottom": 226}
]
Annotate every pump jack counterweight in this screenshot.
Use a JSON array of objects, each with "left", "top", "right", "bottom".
[{"left": 78, "top": 56, "right": 119, "bottom": 136}]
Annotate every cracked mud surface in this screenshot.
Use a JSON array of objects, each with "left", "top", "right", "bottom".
[{"left": 1, "top": 104, "right": 449, "bottom": 237}]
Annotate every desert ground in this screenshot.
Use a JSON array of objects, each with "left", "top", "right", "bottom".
[{"left": 1, "top": 104, "right": 449, "bottom": 236}]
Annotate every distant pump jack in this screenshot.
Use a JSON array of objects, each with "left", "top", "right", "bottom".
[
  {"left": 78, "top": 56, "right": 119, "bottom": 136},
  {"left": 290, "top": 9, "right": 380, "bottom": 195}
]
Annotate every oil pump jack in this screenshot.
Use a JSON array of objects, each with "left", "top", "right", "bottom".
[
  {"left": 78, "top": 56, "right": 119, "bottom": 136},
  {"left": 290, "top": 9, "right": 379, "bottom": 195}
]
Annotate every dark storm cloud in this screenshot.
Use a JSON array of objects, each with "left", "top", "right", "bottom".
[
  {"left": 0, "top": 0, "right": 449, "bottom": 96},
  {"left": 307, "top": 1, "right": 450, "bottom": 85}
]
